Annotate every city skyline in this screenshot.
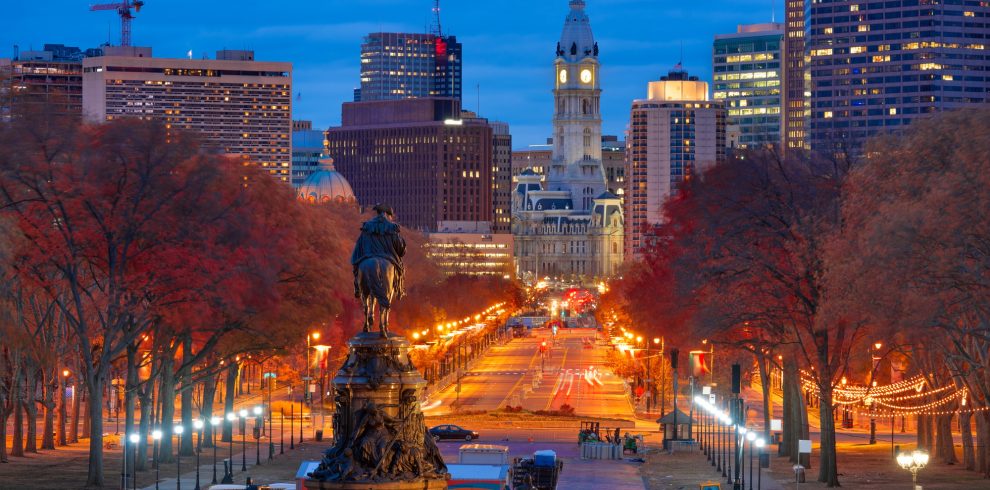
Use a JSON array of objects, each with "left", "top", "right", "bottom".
[{"left": 4, "top": 0, "right": 781, "bottom": 147}]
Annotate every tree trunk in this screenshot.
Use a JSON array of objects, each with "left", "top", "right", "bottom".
[
  {"left": 817, "top": 386, "right": 839, "bottom": 486},
  {"left": 23, "top": 368, "right": 38, "bottom": 453},
  {"left": 136, "top": 374, "right": 155, "bottom": 472},
  {"left": 11, "top": 394, "right": 24, "bottom": 457},
  {"left": 757, "top": 353, "right": 772, "bottom": 440},
  {"left": 41, "top": 370, "right": 56, "bottom": 450},
  {"left": 201, "top": 370, "right": 217, "bottom": 448},
  {"left": 157, "top": 354, "right": 176, "bottom": 464},
  {"left": 0, "top": 409, "right": 8, "bottom": 462},
  {"left": 179, "top": 336, "right": 194, "bottom": 456},
  {"left": 56, "top": 374, "right": 67, "bottom": 446},
  {"left": 69, "top": 381, "right": 80, "bottom": 444},
  {"left": 976, "top": 411, "right": 987, "bottom": 475},
  {"left": 84, "top": 369, "right": 107, "bottom": 488},
  {"left": 124, "top": 343, "right": 138, "bottom": 473},
  {"left": 222, "top": 362, "right": 238, "bottom": 443},
  {"left": 781, "top": 356, "right": 808, "bottom": 465},
  {"left": 81, "top": 391, "right": 90, "bottom": 439},
  {"left": 960, "top": 411, "right": 975, "bottom": 470},
  {"left": 934, "top": 413, "right": 958, "bottom": 464}
]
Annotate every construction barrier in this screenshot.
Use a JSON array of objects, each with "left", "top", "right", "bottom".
[{"left": 580, "top": 442, "right": 622, "bottom": 460}]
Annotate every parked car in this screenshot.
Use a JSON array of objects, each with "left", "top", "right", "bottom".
[{"left": 430, "top": 424, "right": 479, "bottom": 441}]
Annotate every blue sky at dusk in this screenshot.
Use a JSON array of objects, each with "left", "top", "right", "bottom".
[{"left": 6, "top": 0, "right": 780, "bottom": 147}]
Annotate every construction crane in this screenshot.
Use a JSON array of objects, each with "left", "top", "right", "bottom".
[{"left": 90, "top": 0, "right": 145, "bottom": 47}]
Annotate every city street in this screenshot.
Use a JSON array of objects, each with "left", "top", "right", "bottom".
[{"left": 424, "top": 328, "right": 636, "bottom": 420}]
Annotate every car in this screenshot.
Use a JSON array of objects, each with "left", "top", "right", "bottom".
[{"left": 429, "top": 424, "right": 479, "bottom": 441}]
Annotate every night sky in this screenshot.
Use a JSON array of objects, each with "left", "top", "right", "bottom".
[{"left": 5, "top": 0, "right": 780, "bottom": 147}]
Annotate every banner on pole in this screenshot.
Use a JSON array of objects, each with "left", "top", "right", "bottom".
[{"left": 689, "top": 350, "right": 712, "bottom": 378}]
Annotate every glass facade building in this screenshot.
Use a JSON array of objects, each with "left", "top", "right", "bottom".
[
  {"left": 358, "top": 33, "right": 462, "bottom": 102},
  {"left": 806, "top": 0, "right": 990, "bottom": 154},
  {"left": 714, "top": 23, "right": 784, "bottom": 149}
]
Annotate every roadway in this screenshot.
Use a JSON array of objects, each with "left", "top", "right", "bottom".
[{"left": 423, "top": 328, "right": 635, "bottom": 421}]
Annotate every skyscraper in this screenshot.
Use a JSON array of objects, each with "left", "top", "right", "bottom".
[
  {"left": 512, "top": 0, "right": 624, "bottom": 282},
  {"left": 82, "top": 49, "right": 293, "bottom": 181},
  {"left": 325, "top": 97, "right": 493, "bottom": 232},
  {"left": 358, "top": 32, "right": 462, "bottom": 102},
  {"left": 492, "top": 121, "right": 513, "bottom": 234},
  {"left": 625, "top": 67, "right": 726, "bottom": 259},
  {"left": 805, "top": 1, "right": 990, "bottom": 154},
  {"left": 782, "top": 0, "right": 808, "bottom": 154},
  {"left": 713, "top": 23, "right": 784, "bottom": 149}
]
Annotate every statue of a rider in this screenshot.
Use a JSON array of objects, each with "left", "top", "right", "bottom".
[{"left": 351, "top": 204, "right": 405, "bottom": 304}]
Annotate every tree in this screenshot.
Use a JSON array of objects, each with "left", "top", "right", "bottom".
[{"left": 825, "top": 109, "right": 990, "bottom": 476}]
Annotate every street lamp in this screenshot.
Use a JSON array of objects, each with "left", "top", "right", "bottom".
[
  {"left": 152, "top": 430, "right": 162, "bottom": 490},
  {"left": 239, "top": 409, "right": 249, "bottom": 471},
  {"left": 746, "top": 430, "right": 756, "bottom": 490},
  {"left": 253, "top": 405, "right": 263, "bottom": 466},
  {"left": 209, "top": 417, "right": 220, "bottom": 485},
  {"left": 896, "top": 450, "right": 929, "bottom": 487},
  {"left": 222, "top": 413, "right": 235, "bottom": 484},
  {"left": 128, "top": 433, "right": 140, "bottom": 490},
  {"left": 173, "top": 425, "right": 184, "bottom": 490},
  {"left": 306, "top": 332, "right": 320, "bottom": 405},
  {"left": 193, "top": 420, "right": 204, "bottom": 490},
  {"left": 755, "top": 438, "right": 766, "bottom": 490}
]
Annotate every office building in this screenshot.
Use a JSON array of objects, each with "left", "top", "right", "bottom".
[
  {"left": 325, "top": 97, "right": 493, "bottom": 232},
  {"left": 806, "top": 1, "right": 990, "bottom": 154},
  {"left": 426, "top": 225, "right": 514, "bottom": 277},
  {"left": 782, "top": 0, "right": 808, "bottom": 153},
  {"left": 82, "top": 49, "right": 293, "bottom": 181},
  {"left": 292, "top": 121, "right": 326, "bottom": 186},
  {"left": 512, "top": 0, "right": 624, "bottom": 283},
  {"left": 1, "top": 44, "right": 104, "bottom": 118},
  {"left": 358, "top": 32, "right": 462, "bottom": 102},
  {"left": 714, "top": 23, "right": 784, "bottom": 149},
  {"left": 626, "top": 66, "right": 726, "bottom": 259},
  {"left": 492, "top": 121, "right": 513, "bottom": 234}
]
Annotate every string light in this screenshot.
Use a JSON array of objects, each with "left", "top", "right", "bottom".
[{"left": 801, "top": 371, "right": 972, "bottom": 417}]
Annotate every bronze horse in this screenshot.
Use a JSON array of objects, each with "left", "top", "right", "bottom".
[{"left": 355, "top": 257, "right": 397, "bottom": 337}]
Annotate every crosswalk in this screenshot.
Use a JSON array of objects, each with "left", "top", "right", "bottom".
[{"left": 465, "top": 371, "right": 528, "bottom": 376}]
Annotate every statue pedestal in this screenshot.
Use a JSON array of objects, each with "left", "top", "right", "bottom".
[{"left": 306, "top": 332, "right": 448, "bottom": 489}]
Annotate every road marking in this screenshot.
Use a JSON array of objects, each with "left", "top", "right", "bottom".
[{"left": 498, "top": 344, "right": 541, "bottom": 409}]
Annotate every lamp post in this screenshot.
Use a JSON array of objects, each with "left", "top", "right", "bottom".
[
  {"left": 239, "top": 408, "right": 248, "bottom": 471},
  {"left": 870, "top": 341, "right": 882, "bottom": 445},
  {"left": 128, "top": 433, "right": 140, "bottom": 490},
  {"left": 896, "top": 450, "right": 929, "bottom": 488},
  {"left": 746, "top": 430, "right": 756, "bottom": 490},
  {"left": 193, "top": 419, "right": 203, "bottom": 490},
  {"left": 253, "top": 405, "right": 263, "bottom": 466},
  {"left": 152, "top": 430, "right": 162, "bottom": 490},
  {"left": 306, "top": 332, "right": 320, "bottom": 406},
  {"left": 755, "top": 438, "right": 765, "bottom": 490},
  {"left": 222, "top": 413, "right": 235, "bottom": 484},
  {"left": 267, "top": 376, "right": 275, "bottom": 461},
  {"left": 280, "top": 409, "right": 285, "bottom": 455},
  {"left": 173, "top": 425, "right": 184, "bottom": 490},
  {"left": 209, "top": 418, "right": 220, "bottom": 485}
]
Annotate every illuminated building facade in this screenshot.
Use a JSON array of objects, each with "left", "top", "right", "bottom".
[
  {"left": 325, "top": 97, "right": 494, "bottom": 232},
  {"left": 357, "top": 32, "right": 462, "bottom": 102},
  {"left": 426, "top": 230, "right": 514, "bottom": 277},
  {"left": 806, "top": 0, "right": 990, "bottom": 154},
  {"left": 1, "top": 44, "right": 104, "bottom": 119},
  {"left": 82, "top": 49, "right": 293, "bottom": 181},
  {"left": 512, "top": 135, "right": 625, "bottom": 204},
  {"left": 512, "top": 0, "right": 624, "bottom": 283},
  {"left": 626, "top": 67, "right": 726, "bottom": 259},
  {"left": 714, "top": 23, "right": 784, "bottom": 149},
  {"left": 492, "top": 121, "right": 513, "bottom": 234},
  {"left": 783, "top": 0, "right": 808, "bottom": 154}
]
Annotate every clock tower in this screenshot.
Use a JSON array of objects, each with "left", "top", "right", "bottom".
[
  {"left": 548, "top": 0, "right": 606, "bottom": 212},
  {"left": 511, "top": 0, "right": 623, "bottom": 282}
]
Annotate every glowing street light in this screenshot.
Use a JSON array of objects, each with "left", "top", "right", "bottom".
[{"left": 897, "top": 450, "right": 929, "bottom": 487}]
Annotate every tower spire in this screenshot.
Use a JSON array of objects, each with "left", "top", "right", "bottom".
[{"left": 431, "top": 0, "right": 443, "bottom": 37}]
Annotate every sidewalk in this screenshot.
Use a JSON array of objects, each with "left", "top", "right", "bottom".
[{"left": 640, "top": 445, "right": 785, "bottom": 490}]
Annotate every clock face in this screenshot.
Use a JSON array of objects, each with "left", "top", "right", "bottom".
[
  {"left": 580, "top": 69, "right": 593, "bottom": 84},
  {"left": 559, "top": 69, "right": 568, "bottom": 84}
]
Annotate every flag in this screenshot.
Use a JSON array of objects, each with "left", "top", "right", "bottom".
[
  {"left": 187, "top": 49, "right": 193, "bottom": 59},
  {"left": 690, "top": 350, "right": 712, "bottom": 377}
]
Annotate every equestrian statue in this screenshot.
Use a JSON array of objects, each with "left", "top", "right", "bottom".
[{"left": 351, "top": 204, "right": 405, "bottom": 337}]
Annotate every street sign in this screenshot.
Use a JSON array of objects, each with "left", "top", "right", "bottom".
[
  {"left": 263, "top": 372, "right": 277, "bottom": 379},
  {"left": 771, "top": 419, "right": 783, "bottom": 431},
  {"left": 309, "top": 383, "right": 317, "bottom": 393},
  {"left": 301, "top": 376, "right": 313, "bottom": 381},
  {"left": 799, "top": 439, "right": 812, "bottom": 454},
  {"left": 702, "top": 385, "right": 712, "bottom": 395},
  {"left": 709, "top": 394, "right": 716, "bottom": 403}
]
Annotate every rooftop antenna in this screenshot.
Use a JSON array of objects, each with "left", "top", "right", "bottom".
[
  {"left": 431, "top": 0, "right": 443, "bottom": 37},
  {"left": 771, "top": 0, "right": 776, "bottom": 23}
]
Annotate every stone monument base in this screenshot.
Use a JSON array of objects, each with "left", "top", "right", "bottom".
[{"left": 303, "top": 478, "right": 448, "bottom": 490}]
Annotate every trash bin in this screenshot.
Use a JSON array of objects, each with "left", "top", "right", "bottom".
[{"left": 315, "top": 429, "right": 324, "bottom": 441}]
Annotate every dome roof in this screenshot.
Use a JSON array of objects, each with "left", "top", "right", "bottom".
[
  {"left": 558, "top": 0, "right": 596, "bottom": 61},
  {"left": 298, "top": 156, "right": 356, "bottom": 205}
]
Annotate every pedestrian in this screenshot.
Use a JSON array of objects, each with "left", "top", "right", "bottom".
[{"left": 245, "top": 476, "right": 259, "bottom": 490}]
